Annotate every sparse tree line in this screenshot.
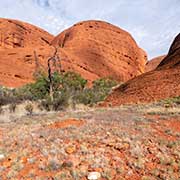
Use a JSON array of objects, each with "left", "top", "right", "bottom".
[
  {"left": 0, "top": 71, "right": 117, "bottom": 114},
  {"left": 0, "top": 44, "right": 117, "bottom": 114}
]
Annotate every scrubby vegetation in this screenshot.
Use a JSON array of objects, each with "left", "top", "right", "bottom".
[
  {"left": 25, "top": 103, "right": 34, "bottom": 115},
  {"left": 161, "top": 96, "right": 180, "bottom": 106},
  {"left": 1, "top": 104, "right": 180, "bottom": 179},
  {"left": 0, "top": 71, "right": 117, "bottom": 112}
]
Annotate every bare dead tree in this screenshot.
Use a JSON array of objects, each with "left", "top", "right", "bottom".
[{"left": 47, "top": 46, "right": 61, "bottom": 101}]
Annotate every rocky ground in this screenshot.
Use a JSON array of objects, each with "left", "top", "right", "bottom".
[{"left": 0, "top": 104, "right": 180, "bottom": 180}]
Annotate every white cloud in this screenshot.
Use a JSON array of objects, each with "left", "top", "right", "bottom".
[{"left": 0, "top": 0, "right": 179, "bottom": 59}]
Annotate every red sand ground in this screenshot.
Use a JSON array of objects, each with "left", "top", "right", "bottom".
[
  {"left": 48, "top": 118, "right": 85, "bottom": 129},
  {"left": 0, "top": 106, "right": 179, "bottom": 179}
]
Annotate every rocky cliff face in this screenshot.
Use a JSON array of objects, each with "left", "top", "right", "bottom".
[
  {"left": 0, "top": 18, "right": 54, "bottom": 87},
  {"left": 145, "top": 55, "right": 166, "bottom": 72},
  {"left": 52, "top": 20, "right": 147, "bottom": 83},
  {"left": 157, "top": 33, "right": 180, "bottom": 69},
  {"left": 0, "top": 19, "right": 147, "bottom": 87},
  {"left": 102, "top": 33, "right": 180, "bottom": 106}
]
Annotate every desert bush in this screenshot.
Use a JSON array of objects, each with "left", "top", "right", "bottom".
[
  {"left": 76, "top": 88, "right": 96, "bottom": 105},
  {"left": 76, "top": 78, "right": 117, "bottom": 105},
  {"left": 52, "top": 92, "right": 69, "bottom": 111},
  {"left": 41, "top": 92, "right": 69, "bottom": 111},
  {"left": 17, "top": 73, "right": 49, "bottom": 101},
  {"left": 0, "top": 73, "right": 118, "bottom": 111},
  {"left": 25, "top": 103, "right": 33, "bottom": 115},
  {"left": 16, "top": 71, "right": 87, "bottom": 101},
  {"left": 93, "top": 78, "right": 117, "bottom": 91},
  {"left": 0, "top": 105, "right": 3, "bottom": 114},
  {"left": 0, "top": 86, "right": 20, "bottom": 106},
  {"left": 9, "top": 103, "right": 17, "bottom": 113},
  {"left": 40, "top": 97, "right": 52, "bottom": 111},
  {"left": 61, "top": 71, "right": 87, "bottom": 90},
  {"left": 161, "top": 96, "right": 180, "bottom": 107}
]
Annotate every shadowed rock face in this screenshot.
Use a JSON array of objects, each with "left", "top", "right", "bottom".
[
  {"left": 157, "top": 33, "right": 180, "bottom": 69},
  {"left": 102, "top": 33, "right": 180, "bottom": 106},
  {"left": 145, "top": 55, "right": 166, "bottom": 72},
  {"left": 0, "top": 18, "right": 54, "bottom": 87},
  {"left": 51, "top": 20, "right": 147, "bottom": 83}
]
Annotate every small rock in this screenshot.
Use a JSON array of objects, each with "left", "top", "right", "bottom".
[
  {"left": 65, "top": 145, "right": 76, "bottom": 154},
  {"left": 27, "top": 157, "right": 36, "bottom": 164},
  {"left": 62, "top": 160, "right": 73, "bottom": 168},
  {"left": 107, "top": 132, "right": 111, "bottom": 136},
  {"left": 0, "top": 154, "right": 5, "bottom": 161},
  {"left": 80, "top": 145, "right": 88, "bottom": 154},
  {"left": 87, "top": 172, "right": 101, "bottom": 180}
]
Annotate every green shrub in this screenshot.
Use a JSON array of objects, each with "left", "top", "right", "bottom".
[
  {"left": 19, "top": 74, "right": 49, "bottom": 100},
  {"left": 52, "top": 92, "right": 69, "bottom": 111},
  {"left": 161, "top": 96, "right": 180, "bottom": 106},
  {"left": 40, "top": 98, "right": 52, "bottom": 111},
  {"left": 76, "top": 88, "right": 95, "bottom": 105},
  {"left": 25, "top": 103, "right": 33, "bottom": 115},
  {"left": 40, "top": 92, "right": 69, "bottom": 111},
  {"left": 0, "top": 87, "right": 20, "bottom": 106},
  {"left": 76, "top": 78, "right": 117, "bottom": 105},
  {"left": 0, "top": 73, "right": 118, "bottom": 111},
  {"left": 61, "top": 71, "right": 87, "bottom": 91},
  {"left": 93, "top": 78, "right": 117, "bottom": 91}
]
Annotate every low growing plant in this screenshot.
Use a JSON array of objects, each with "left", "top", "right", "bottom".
[{"left": 25, "top": 103, "right": 33, "bottom": 115}]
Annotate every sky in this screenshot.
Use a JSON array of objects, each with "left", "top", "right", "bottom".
[{"left": 0, "top": 0, "right": 180, "bottom": 59}]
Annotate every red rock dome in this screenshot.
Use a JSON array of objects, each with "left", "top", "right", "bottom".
[
  {"left": 51, "top": 20, "right": 147, "bottom": 83},
  {"left": 0, "top": 19, "right": 147, "bottom": 87}
]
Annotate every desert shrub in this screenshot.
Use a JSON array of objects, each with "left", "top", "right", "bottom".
[
  {"left": 41, "top": 91, "right": 69, "bottom": 111},
  {"left": 52, "top": 92, "right": 69, "bottom": 111},
  {"left": 49, "top": 72, "right": 87, "bottom": 109},
  {"left": 25, "top": 103, "right": 33, "bottom": 115},
  {"left": 9, "top": 103, "right": 17, "bottom": 113},
  {"left": 76, "top": 78, "right": 117, "bottom": 105},
  {"left": 17, "top": 74, "right": 49, "bottom": 101},
  {"left": 76, "top": 88, "right": 96, "bottom": 105},
  {"left": 0, "top": 86, "right": 20, "bottom": 106},
  {"left": 93, "top": 78, "right": 117, "bottom": 91},
  {"left": 61, "top": 71, "right": 87, "bottom": 91},
  {"left": 162, "top": 96, "right": 180, "bottom": 106},
  {"left": 40, "top": 98, "right": 52, "bottom": 111},
  {"left": 0, "top": 105, "right": 3, "bottom": 114},
  {"left": 0, "top": 73, "right": 118, "bottom": 111},
  {"left": 16, "top": 71, "right": 87, "bottom": 101}
]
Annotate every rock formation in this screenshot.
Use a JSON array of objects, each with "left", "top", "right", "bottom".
[
  {"left": 0, "top": 19, "right": 147, "bottom": 87},
  {"left": 51, "top": 20, "right": 147, "bottom": 83},
  {"left": 102, "top": 33, "right": 180, "bottom": 106},
  {"left": 145, "top": 55, "right": 166, "bottom": 72},
  {"left": 0, "top": 18, "right": 54, "bottom": 87}
]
